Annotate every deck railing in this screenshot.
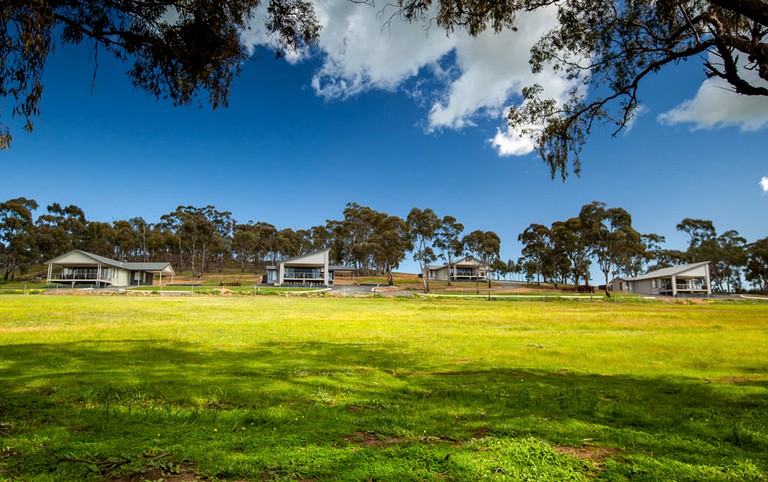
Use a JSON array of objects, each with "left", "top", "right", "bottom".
[
  {"left": 284, "top": 271, "right": 324, "bottom": 280},
  {"left": 49, "top": 271, "right": 112, "bottom": 284},
  {"left": 52, "top": 273, "right": 99, "bottom": 280},
  {"left": 676, "top": 283, "right": 705, "bottom": 290}
]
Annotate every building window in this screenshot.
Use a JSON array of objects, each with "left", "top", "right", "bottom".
[
  {"left": 285, "top": 268, "right": 322, "bottom": 279},
  {"left": 651, "top": 279, "right": 657, "bottom": 289}
]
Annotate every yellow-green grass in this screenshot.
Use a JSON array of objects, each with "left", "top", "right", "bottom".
[
  {"left": 1, "top": 296, "right": 766, "bottom": 481},
  {"left": 126, "top": 285, "right": 317, "bottom": 295}
]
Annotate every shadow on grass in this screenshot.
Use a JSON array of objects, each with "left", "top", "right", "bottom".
[{"left": 1, "top": 340, "right": 766, "bottom": 481}]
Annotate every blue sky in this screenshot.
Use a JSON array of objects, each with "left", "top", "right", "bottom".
[{"left": 3, "top": 2, "right": 767, "bottom": 276}]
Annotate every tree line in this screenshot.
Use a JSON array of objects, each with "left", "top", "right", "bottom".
[
  {"left": 515, "top": 202, "right": 768, "bottom": 295},
  {"left": 0, "top": 199, "right": 500, "bottom": 292},
  {"left": 1, "top": 197, "right": 766, "bottom": 293}
]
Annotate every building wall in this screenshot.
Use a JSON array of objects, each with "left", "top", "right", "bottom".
[
  {"left": 113, "top": 269, "right": 130, "bottom": 286},
  {"left": 428, "top": 259, "right": 490, "bottom": 281},
  {"left": 429, "top": 267, "right": 449, "bottom": 281},
  {"left": 611, "top": 278, "right": 656, "bottom": 295},
  {"left": 278, "top": 250, "right": 330, "bottom": 285},
  {"left": 634, "top": 279, "right": 655, "bottom": 295}
]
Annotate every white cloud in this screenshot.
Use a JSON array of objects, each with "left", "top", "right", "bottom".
[
  {"left": 427, "top": 9, "right": 565, "bottom": 131},
  {"left": 623, "top": 105, "right": 648, "bottom": 133},
  {"left": 658, "top": 54, "right": 768, "bottom": 131},
  {"left": 309, "top": 1, "right": 454, "bottom": 98},
  {"left": 760, "top": 176, "right": 768, "bottom": 193},
  {"left": 243, "top": 2, "right": 574, "bottom": 157},
  {"left": 491, "top": 126, "right": 538, "bottom": 156}
]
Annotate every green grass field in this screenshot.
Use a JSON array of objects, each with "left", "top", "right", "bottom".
[{"left": 1, "top": 296, "right": 766, "bottom": 481}]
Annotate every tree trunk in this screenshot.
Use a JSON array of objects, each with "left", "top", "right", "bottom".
[{"left": 421, "top": 266, "right": 430, "bottom": 293}]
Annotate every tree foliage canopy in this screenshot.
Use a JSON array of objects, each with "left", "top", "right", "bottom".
[{"left": 0, "top": 0, "right": 319, "bottom": 148}]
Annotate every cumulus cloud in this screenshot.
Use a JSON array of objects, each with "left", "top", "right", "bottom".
[
  {"left": 242, "top": 1, "right": 573, "bottom": 157},
  {"left": 309, "top": 1, "right": 455, "bottom": 98},
  {"left": 427, "top": 10, "right": 565, "bottom": 128},
  {"left": 760, "top": 176, "right": 768, "bottom": 194},
  {"left": 491, "top": 125, "right": 538, "bottom": 156},
  {"left": 658, "top": 54, "right": 768, "bottom": 131}
]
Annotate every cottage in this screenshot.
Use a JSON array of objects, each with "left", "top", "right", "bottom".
[
  {"left": 427, "top": 256, "right": 492, "bottom": 282},
  {"left": 46, "top": 250, "right": 175, "bottom": 287},
  {"left": 265, "top": 249, "right": 355, "bottom": 286},
  {"left": 611, "top": 261, "right": 711, "bottom": 297}
]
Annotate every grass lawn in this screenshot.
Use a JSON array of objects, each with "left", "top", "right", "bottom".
[
  {"left": 0, "top": 296, "right": 766, "bottom": 481},
  {"left": 126, "top": 286, "right": 322, "bottom": 295}
]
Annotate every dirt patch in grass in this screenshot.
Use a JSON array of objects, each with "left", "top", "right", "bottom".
[
  {"left": 554, "top": 445, "right": 619, "bottom": 465},
  {"left": 372, "top": 286, "right": 402, "bottom": 293},
  {"left": 471, "top": 426, "right": 492, "bottom": 439},
  {"left": 716, "top": 377, "right": 755, "bottom": 383},
  {"left": 659, "top": 297, "right": 707, "bottom": 305},
  {"left": 110, "top": 468, "right": 202, "bottom": 481},
  {"left": 343, "top": 431, "right": 404, "bottom": 447}
]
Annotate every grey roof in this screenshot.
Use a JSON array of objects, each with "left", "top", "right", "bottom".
[
  {"left": 47, "top": 250, "right": 124, "bottom": 269},
  {"left": 47, "top": 249, "right": 174, "bottom": 274},
  {"left": 123, "top": 262, "right": 175, "bottom": 274},
  {"left": 616, "top": 261, "right": 710, "bottom": 282},
  {"left": 280, "top": 249, "right": 329, "bottom": 264},
  {"left": 427, "top": 256, "right": 486, "bottom": 270}
]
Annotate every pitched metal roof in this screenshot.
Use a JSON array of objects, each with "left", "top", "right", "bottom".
[
  {"left": 47, "top": 249, "right": 174, "bottom": 274},
  {"left": 123, "top": 262, "right": 175, "bottom": 274},
  {"left": 47, "top": 249, "right": 124, "bottom": 269},
  {"left": 615, "top": 261, "right": 710, "bottom": 282},
  {"left": 279, "top": 249, "right": 329, "bottom": 265},
  {"left": 427, "top": 256, "right": 487, "bottom": 270}
]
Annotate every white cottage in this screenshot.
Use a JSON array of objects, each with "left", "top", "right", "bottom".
[
  {"left": 46, "top": 250, "right": 175, "bottom": 287},
  {"left": 265, "top": 249, "right": 355, "bottom": 286},
  {"left": 427, "top": 256, "right": 491, "bottom": 282},
  {"left": 611, "top": 261, "right": 711, "bottom": 297}
]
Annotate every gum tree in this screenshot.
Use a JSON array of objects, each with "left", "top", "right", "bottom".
[
  {"left": 433, "top": 215, "right": 464, "bottom": 286},
  {"left": 746, "top": 237, "right": 768, "bottom": 292},
  {"left": 396, "top": 0, "right": 768, "bottom": 179},
  {"left": 0, "top": 197, "right": 39, "bottom": 280},
  {"left": 463, "top": 230, "right": 501, "bottom": 290},
  {"left": 1, "top": 0, "right": 320, "bottom": 148},
  {"left": 579, "top": 201, "right": 644, "bottom": 296},
  {"left": 406, "top": 207, "right": 441, "bottom": 293}
]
